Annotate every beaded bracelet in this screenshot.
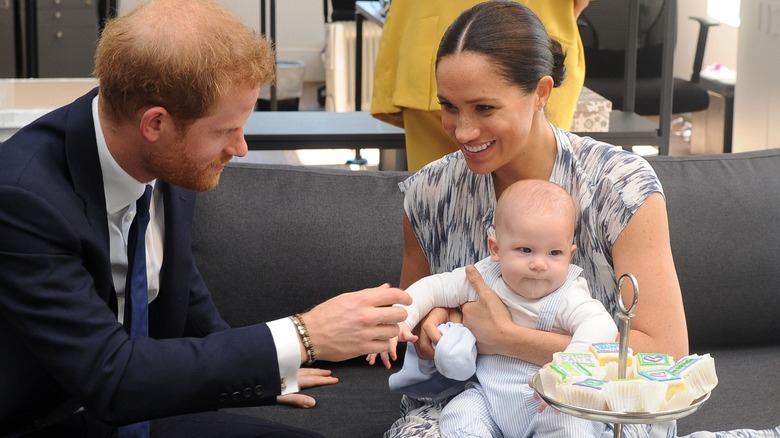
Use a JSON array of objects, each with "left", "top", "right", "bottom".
[{"left": 291, "top": 314, "right": 316, "bottom": 366}]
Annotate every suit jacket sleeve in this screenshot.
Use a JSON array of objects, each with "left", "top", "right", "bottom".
[{"left": 0, "top": 104, "right": 287, "bottom": 427}]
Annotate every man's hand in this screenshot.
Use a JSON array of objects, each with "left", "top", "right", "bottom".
[
  {"left": 301, "top": 284, "right": 412, "bottom": 362},
  {"left": 461, "top": 265, "right": 512, "bottom": 355},
  {"left": 276, "top": 368, "right": 338, "bottom": 408}
]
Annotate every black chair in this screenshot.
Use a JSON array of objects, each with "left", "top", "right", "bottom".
[{"left": 578, "top": 0, "right": 719, "bottom": 151}]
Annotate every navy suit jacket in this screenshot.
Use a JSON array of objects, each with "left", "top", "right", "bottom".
[{"left": 0, "top": 90, "right": 281, "bottom": 434}]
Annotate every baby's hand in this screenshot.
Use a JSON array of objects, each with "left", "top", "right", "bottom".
[
  {"left": 533, "top": 362, "right": 559, "bottom": 415},
  {"left": 366, "top": 322, "right": 417, "bottom": 369},
  {"left": 366, "top": 336, "right": 398, "bottom": 369},
  {"left": 397, "top": 324, "right": 418, "bottom": 344}
]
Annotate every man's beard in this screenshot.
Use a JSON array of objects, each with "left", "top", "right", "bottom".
[{"left": 146, "top": 134, "right": 231, "bottom": 192}]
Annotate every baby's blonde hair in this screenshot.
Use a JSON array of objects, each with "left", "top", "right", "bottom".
[{"left": 495, "top": 179, "right": 576, "bottom": 240}]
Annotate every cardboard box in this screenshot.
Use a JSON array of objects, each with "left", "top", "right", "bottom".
[
  {"left": 0, "top": 78, "right": 98, "bottom": 109},
  {"left": 0, "top": 78, "right": 98, "bottom": 141},
  {"left": 258, "top": 59, "right": 305, "bottom": 111},
  {"left": 570, "top": 87, "right": 612, "bottom": 132}
]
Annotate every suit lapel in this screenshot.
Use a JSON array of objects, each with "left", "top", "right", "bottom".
[
  {"left": 149, "top": 182, "right": 195, "bottom": 335},
  {"left": 64, "top": 89, "right": 109, "bottom": 254},
  {"left": 62, "top": 89, "right": 117, "bottom": 310},
  {"left": 59, "top": 91, "right": 199, "bottom": 330}
]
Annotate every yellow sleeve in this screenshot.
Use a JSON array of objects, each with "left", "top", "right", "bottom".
[
  {"left": 371, "top": 0, "right": 474, "bottom": 127},
  {"left": 527, "top": 1, "right": 586, "bottom": 130},
  {"left": 370, "top": 0, "right": 586, "bottom": 131}
]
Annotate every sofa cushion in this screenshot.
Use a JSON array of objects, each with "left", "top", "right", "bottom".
[
  {"left": 646, "top": 149, "right": 780, "bottom": 350},
  {"left": 192, "top": 163, "right": 410, "bottom": 436},
  {"left": 225, "top": 358, "right": 404, "bottom": 437},
  {"left": 675, "top": 345, "right": 780, "bottom": 434},
  {"left": 190, "top": 154, "right": 780, "bottom": 436},
  {"left": 192, "top": 163, "right": 410, "bottom": 328}
]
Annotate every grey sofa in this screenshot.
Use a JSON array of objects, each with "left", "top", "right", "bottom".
[{"left": 191, "top": 149, "right": 780, "bottom": 437}]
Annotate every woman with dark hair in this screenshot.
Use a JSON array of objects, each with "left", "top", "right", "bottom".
[
  {"left": 387, "top": 2, "right": 686, "bottom": 436},
  {"left": 387, "top": 3, "right": 780, "bottom": 437},
  {"left": 371, "top": 0, "right": 589, "bottom": 171}
]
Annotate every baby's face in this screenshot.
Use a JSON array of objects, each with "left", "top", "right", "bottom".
[{"left": 490, "top": 212, "right": 575, "bottom": 300}]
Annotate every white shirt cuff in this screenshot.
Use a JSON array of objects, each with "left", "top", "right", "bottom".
[{"left": 267, "top": 317, "right": 300, "bottom": 395}]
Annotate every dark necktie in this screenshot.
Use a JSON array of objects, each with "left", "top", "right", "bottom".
[{"left": 119, "top": 185, "right": 152, "bottom": 438}]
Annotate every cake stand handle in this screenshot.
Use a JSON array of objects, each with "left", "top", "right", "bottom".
[
  {"left": 616, "top": 272, "right": 639, "bottom": 378},
  {"left": 614, "top": 272, "right": 639, "bottom": 438}
]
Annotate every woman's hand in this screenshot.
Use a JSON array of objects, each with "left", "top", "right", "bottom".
[
  {"left": 574, "top": 0, "right": 590, "bottom": 19},
  {"left": 461, "top": 265, "right": 513, "bottom": 355},
  {"left": 413, "top": 307, "right": 461, "bottom": 360},
  {"left": 276, "top": 368, "right": 339, "bottom": 408},
  {"left": 461, "top": 266, "right": 571, "bottom": 364}
]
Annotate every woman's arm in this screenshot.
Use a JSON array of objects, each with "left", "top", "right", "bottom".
[
  {"left": 611, "top": 192, "right": 689, "bottom": 359},
  {"left": 460, "top": 193, "right": 689, "bottom": 365},
  {"left": 403, "top": 209, "right": 571, "bottom": 366},
  {"left": 400, "top": 213, "right": 459, "bottom": 360},
  {"left": 400, "top": 213, "right": 431, "bottom": 289},
  {"left": 405, "top": 219, "right": 566, "bottom": 364}
]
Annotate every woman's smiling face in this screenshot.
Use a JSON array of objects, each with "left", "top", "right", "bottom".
[{"left": 436, "top": 52, "right": 540, "bottom": 175}]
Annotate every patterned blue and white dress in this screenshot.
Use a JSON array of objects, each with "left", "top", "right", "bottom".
[
  {"left": 388, "top": 125, "right": 780, "bottom": 438},
  {"left": 400, "top": 126, "right": 657, "bottom": 320}
]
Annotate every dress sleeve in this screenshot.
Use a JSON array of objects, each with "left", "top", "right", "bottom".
[
  {"left": 399, "top": 155, "right": 496, "bottom": 273},
  {"left": 604, "top": 152, "right": 663, "bottom": 239}
]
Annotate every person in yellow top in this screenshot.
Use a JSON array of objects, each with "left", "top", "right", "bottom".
[{"left": 371, "top": 0, "right": 590, "bottom": 171}]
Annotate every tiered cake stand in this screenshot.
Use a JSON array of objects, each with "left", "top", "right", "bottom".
[{"left": 532, "top": 273, "right": 710, "bottom": 438}]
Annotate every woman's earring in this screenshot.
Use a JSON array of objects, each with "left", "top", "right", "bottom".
[{"left": 538, "top": 105, "right": 544, "bottom": 112}]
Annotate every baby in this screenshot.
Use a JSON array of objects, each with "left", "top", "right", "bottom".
[{"left": 370, "top": 179, "right": 618, "bottom": 437}]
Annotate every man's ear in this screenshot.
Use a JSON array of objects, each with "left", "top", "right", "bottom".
[
  {"left": 488, "top": 236, "right": 501, "bottom": 262},
  {"left": 139, "top": 106, "right": 169, "bottom": 143}
]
